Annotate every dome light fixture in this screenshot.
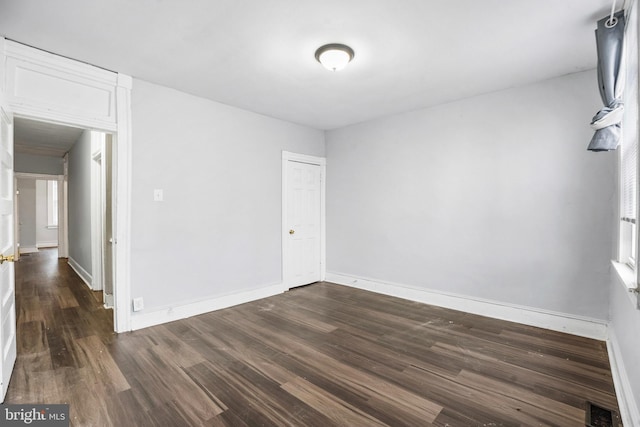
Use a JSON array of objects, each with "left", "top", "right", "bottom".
[{"left": 315, "top": 43, "right": 355, "bottom": 72}]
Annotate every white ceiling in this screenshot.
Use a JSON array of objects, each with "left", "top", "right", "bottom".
[
  {"left": 14, "top": 118, "right": 83, "bottom": 157},
  {"left": 0, "top": 0, "right": 614, "bottom": 130}
]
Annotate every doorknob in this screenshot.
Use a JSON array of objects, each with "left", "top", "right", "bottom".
[
  {"left": 289, "top": 229, "right": 295, "bottom": 235},
  {"left": 0, "top": 254, "right": 15, "bottom": 264}
]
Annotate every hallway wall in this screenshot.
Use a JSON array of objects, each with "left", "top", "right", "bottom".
[{"left": 68, "top": 130, "right": 92, "bottom": 279}]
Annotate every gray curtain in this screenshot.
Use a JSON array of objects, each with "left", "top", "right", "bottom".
[{"left": 588, "top": 10, "right": 626, "bottom": 152}]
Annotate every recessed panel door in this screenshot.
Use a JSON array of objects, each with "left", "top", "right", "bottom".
[
  {"left": 0, "top": 94, "right": 16, "bottom": 402},
  {"left": 286, "top": 161, "right": 321, "bottom": 288}
]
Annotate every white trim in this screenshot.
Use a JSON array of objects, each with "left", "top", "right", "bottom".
[
  {"left": 325, "top": 272, "right": 609, "bottom": 340},
  {"left": 90, "top": 141, "right": 103, "bottom": 291},
  {"left": 130, "top": 284, "right": 284, "bottom": 331},
  {"left": 281, "top": 151, "right": 326, "bottom": 291},
  {"left": 35, "top": 241, "right": 57, "bottom": 249},
  {"left": 104, "top": 293, "right": 114, "bottom": 309},
  {"left": 282, "top": 151, "right": 326, "bottom": 166},
  {"left": 67, "top": 257, "right": 93, "bottom": 290},
  {"left": 14, "top": 172, "right": 58, "bottom": 181},
  {"left": 114, "top": 74, "right": 133, "bottom": 332},
  {"left": 611, "top": 260, "right": 640, "bottom": 307},
  {"left": 5, "top": 40, "right": 118, "bottom": 131},
  {"left": 58, "top": 168, "right": 68, "bottom": 258},
  {"left": 13, "top": 176, "right": 19, "bottom": 262},
  {"left": 19, "top": 247, "right": 38, "bottom": 254},
  {"left": 607, "top": 329, "right": 640, "bottom": 426}
]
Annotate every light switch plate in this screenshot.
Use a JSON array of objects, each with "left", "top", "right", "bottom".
[{"left": 153, "top": 189, "right": 163, "bottom": 202}]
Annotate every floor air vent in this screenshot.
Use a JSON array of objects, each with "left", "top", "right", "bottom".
[{"left": 586, "top": 402, "right": 617, "bottom": 427}]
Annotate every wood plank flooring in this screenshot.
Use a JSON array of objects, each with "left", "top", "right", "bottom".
[{"left": 6, "top": 249, "right": 622, "bottom": 426}]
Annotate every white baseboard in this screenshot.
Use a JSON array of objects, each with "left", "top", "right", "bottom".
[
  {"left": 36, "top": 241, "right": 58, "bottom": 248},
  {"left": 607, "top": 329, "right": 640, "bottom": 426},
  {"left": 325, "top": 272, "right": 608, "bottom": 340},
  {"left": 130, "top": 283, "right": 284, "bottom": 331},
  {"left": 67, "top": 257, "right": 93, "bottom": 290},
  {"left": 19, "top": 246, "right": 38, "bottom": 254},
  {"left": 104, "top": 293, "right": 114, "bottom": 309}
]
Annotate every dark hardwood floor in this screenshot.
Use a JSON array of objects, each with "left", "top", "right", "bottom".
[{"left": 6, "top": 249, "right": 622, "bottom": 426}]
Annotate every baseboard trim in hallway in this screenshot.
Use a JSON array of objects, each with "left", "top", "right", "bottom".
[{"left": 67, "top": 257, "right": 93, "bottom": 290}]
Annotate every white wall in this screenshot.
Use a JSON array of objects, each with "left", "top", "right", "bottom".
[
  {"left": 130, "top": 79, "right": 325, "bottom": 314},
  {"left": 325, "top": 70, "right": 615, "bottom": 320},
  {"left": 68, "top": 130, "right": 92, "bottom": 275},
  {"left": 15, "top": 153, "right": 63, "bottom": 175},
  {"left": 35, "top": 180, "right": 58, "bottom": 247},
  {"left": 16, "top": 178, "right": 36, "bottom": 251}
]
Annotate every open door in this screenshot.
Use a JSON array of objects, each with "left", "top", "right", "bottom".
[{"left": 0, "top": 93, "right": 16, "bottom": 402}]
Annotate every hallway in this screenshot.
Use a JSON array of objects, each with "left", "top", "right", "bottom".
[{"left": 6, "top": 248, "right": 115, "bottom": 420}]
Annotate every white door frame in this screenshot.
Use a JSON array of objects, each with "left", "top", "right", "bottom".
[
  {"left": 2, "top": 39, "right": 133, "bottom": 332},
  {"left": 57, "top": 171, "right": 67, "bottom": 258},
  {"left": 13, "top": 176, "right": 18, "bottom": 262},
  {"left": 91, "top": 148, "right": 103, "bottom": 291},
  {"left": 281, "top": 151, "right": 326, "bottom": 290}
]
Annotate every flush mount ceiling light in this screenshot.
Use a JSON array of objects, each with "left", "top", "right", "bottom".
[{"left": 315, "top": 43, "right": 355, "bottom": 72}]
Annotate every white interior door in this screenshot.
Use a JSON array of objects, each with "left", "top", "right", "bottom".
[
  {"left": 284, "top": 160, "right": 322, "bottom": 288},
  {"left": 0, "top": 95, "right": 16, "bottom": 402}
]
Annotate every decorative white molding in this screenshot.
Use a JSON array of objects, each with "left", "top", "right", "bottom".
[
  {"left": 607, "top": 329, "right": 640, "bottom": 426},
  {"left": 35, "top": 241, "right": 57, "bottom": 249},
  {"left": 19, "top": 247, "right": 38, "bottom": 254},
  {"left": 5, "top": 40, "right": 117, "bottom": 131},
  {"left": 113, "top": 74, "right": 133, "bottom": 333},
  {"left": 130, "top": 284, "right": 284, "bottom": 331},
  {"left": 67, "top": 257, "right": 93, "bottom": 290},
  {"left": 325, "top": 272, "right": 609, "bottom": 340}
]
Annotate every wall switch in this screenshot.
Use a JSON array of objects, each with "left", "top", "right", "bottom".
[
  {"left": 132, "top": 297, "right": 144, "bottom": 312},
  {"left": 153, "top": 189, "right": 164, "bottom": 202}
]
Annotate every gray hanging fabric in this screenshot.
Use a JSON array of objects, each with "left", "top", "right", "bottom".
[{"left": 588, "top": 10, "right": 626, "bottom": 152}]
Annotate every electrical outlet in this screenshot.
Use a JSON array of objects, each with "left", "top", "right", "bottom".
[{"left": 132, "top": 297, "right": 144, "bottom": 312}]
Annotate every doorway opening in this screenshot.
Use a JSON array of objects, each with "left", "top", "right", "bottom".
[
  {"left": 13, "top": 117, "right": 116, "bottom": 314},
  {"left": 14, "top": 174, "right": 61, "bottom": 258}
]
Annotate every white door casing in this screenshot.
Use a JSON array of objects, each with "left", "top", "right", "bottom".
[
  {"left": 0, "top": 92, "right": 16, "bottom": 402},
  {"left": 2, "top": 38, "right": 132, "bottom": 332},
  {"left": 91, "top": 142, "right": 103, "bottom": 291},
  {"left": 282, "top": 151, "right": 326, "bottom": 289}
]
